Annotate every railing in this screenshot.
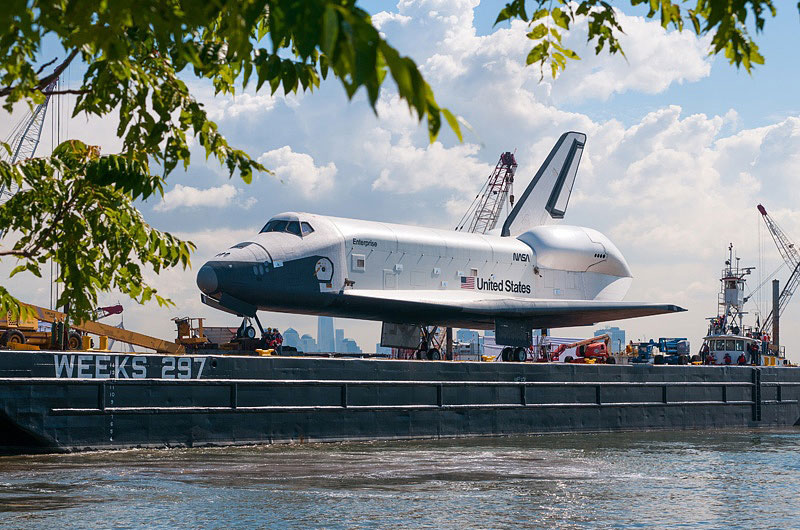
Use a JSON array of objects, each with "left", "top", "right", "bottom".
[{"left": 0, "top": 375, "right": 793, "bottom": 417}]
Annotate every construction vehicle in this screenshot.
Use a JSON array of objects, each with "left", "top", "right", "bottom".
[
  {"left": 550, "top": 334, "right": 614, "bottom": 364},
  {"left": 653, "top": 337, "right": 692, "bottom": 365},
  {"left": 0, "top": 310, "right": 82, "bottom": 350},
  {"left": 173, "top": 317, "right": 209, "bottom": 351},
  {"left": 0, "top": 303, "right": 184, "bottom": 353},
  {"left": 629, "top": 340, "right": 657, "bottom": 364}
]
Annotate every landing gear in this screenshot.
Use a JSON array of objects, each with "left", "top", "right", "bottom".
[
  {"left": 415, "top": 326, "right": 447, "bottom": 361},
  {"left": 500, "top": 346, "right": 527, "bottom": 362}
]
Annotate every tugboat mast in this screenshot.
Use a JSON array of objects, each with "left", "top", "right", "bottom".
[{"left": 717, "top": 243, "right": 755, "bottom": 336}]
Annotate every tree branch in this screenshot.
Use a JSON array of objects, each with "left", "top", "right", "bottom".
[
  {"left": 0, "top": 249, "right": 32, "bottom": 258},
  {"left": 35, "top": 57, "right": 59, "bottom": 75},
  {"left": 0, "top": 48, "right": 80, "bottom": 97},
  {"left": 42, "top": 89, "right": 90, "bottom": 96},
  {"left": 36, "top": 48, "right": 80, "bottom": 90}
]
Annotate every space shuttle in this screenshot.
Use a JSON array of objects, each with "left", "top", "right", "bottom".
[{"left": 196, "top": 132, "right": 684, "bottom": 352}]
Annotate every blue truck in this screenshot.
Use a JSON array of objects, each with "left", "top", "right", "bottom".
[{"left": 630, "top": 338, "right": 695, "bottom": 365}]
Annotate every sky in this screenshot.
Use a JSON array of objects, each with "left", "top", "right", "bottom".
[{"left": 3, "top": 0, "right": 800, "bottom": 358}]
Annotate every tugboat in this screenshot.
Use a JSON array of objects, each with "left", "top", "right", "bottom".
[{"left": 700, "top": 244, "right": 788, "bottom": 366}]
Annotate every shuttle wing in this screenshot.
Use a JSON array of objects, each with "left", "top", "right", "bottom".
[{"left": 336, "top": 289, "right": 684, "bottom": 329}]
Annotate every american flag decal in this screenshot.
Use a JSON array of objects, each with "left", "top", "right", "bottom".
[{"left": 461, "top": 276, "right": 475, "bottom": 289}]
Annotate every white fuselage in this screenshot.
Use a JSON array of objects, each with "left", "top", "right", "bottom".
[
  {"left": 318, "top": 213, "right": 631, "bottom": 300},
  {"left": 197, "top": 211, "right": 634, "bottom": 329}
]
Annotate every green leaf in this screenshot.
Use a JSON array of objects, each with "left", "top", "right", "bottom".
[
  {"left": 551, "top": 8, "right": 570, "bottom": 30},
  {"left": 321, "top": 6, "right": 339, "bottom": 56},
  {"left": 527, "top": 24, "right": 548, "bottom": 40},
  {"left": 526, "top": 42, "right": 549, "bottom": 65},
  {"left": 441, "top": 108, "right": 463, "bottom": 142}
]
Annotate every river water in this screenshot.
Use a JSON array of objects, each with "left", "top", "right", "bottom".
[{"left": 1, "top": 429, "right": 798, "bottom": 528}]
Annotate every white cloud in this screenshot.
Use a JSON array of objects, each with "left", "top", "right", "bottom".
[
  {"left": 154, "top": 184, "right": 255, "bottom": 212},
  {"left": 370, "top": 139, "right": 490, "bottom": 193},
  {"left": 257, "top": 146, "right": 337, "bottom": 197},
  {"left": 377, "top": 1, "right": 711, "bottom": 106},
  {"left": 206, "top": 92, "right": 279, "bottom": 121},
  {"left": 550, "top": 11, "right": 712, "bottom": 102}
]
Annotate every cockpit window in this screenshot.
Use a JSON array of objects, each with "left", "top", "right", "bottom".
[
  {"left": 231, "top": 242, "right": 254, "bottom": 249},
  {"left": 260, "top": 220, "right": 287, "bottom": 233},
  {"left": 259, "top": 219, "right": 310, "bottom": 237},
  {"left": 286, "top": 221, "right": 302, "bottom": 236}
]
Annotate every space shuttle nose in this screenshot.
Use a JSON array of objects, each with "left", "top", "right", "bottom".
[{"left": 196, "top": 264, "right": 219, "bottom": 295}]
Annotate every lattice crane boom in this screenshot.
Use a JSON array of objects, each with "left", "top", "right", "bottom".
[
  {"left": 0, "top": 79, "right": 58, "bottom": 203},
  {"left": 456, "top": 151, "right": 517, "bottom": 235},
  {"left": 757, "top": 204, "right": 800, "bottom": 333},
  {"left": 758, "top": 204, "right": 800, "bottom": 267}
]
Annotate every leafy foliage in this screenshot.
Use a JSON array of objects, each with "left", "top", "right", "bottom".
[
  {"left": 496, "top": 0, "right": 781, "bottom": 78},
  {"left": 0, "top": 140, "right": 194, "bottom": 320},
  {"left": 0, "top": 0, "right": 460, "bottom": 322}
]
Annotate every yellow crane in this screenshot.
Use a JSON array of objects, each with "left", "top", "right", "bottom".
[{"left": 1, "top": 303, "right": 185, "bottom": 354}]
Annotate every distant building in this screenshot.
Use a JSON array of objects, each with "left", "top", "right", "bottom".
[
  {"left": 335, "top": 328, "right": 344, "bottom": 352},
  {"left": 341, "top": 338, "right": 362, "bottom": 354},
  {"left": 595, "top": 326, "right": 625, "bottom": 353},
  {"left": 283, "top": 328, "right": 300, "bottom": 349},
  {"left": 375, "top": 343, "right": 392, "bottom": 356},
  {"left": 317, "top": 316, "right": 335, "bottom": 352},
  {"left": 299, "top": 333, "right": 317, "bottom": 353}
]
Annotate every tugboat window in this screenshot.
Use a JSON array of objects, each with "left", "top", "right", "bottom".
[
  {"left": 726, "top": 340, "right": 735, "bottom": 351},
  {"left": 735, "top": 340, "right": 744, "bottom": 351}
]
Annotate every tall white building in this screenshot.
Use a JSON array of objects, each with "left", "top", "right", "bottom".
[
  {"left": 317, "top": 316, "right": 335, "bottom": 352},
  {"left": 335, "top": 328, "right": 344, "bottom": 352}
]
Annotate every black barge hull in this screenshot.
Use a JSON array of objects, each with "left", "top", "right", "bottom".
[{"left": 1, "top": 351, "right": 798, "bottom": 453}]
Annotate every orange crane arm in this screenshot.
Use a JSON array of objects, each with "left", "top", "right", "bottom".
[
  {"left": 24, "top": 303, "right": 184, "bottom": 354},
  {"left": 551, "top": 334, "right": 610, "bottom": 360}
]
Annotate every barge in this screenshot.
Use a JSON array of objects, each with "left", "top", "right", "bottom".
[{"left": 1, "top": 351, "right": 798, "bottom": 453}]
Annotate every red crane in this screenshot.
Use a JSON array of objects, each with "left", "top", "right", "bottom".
[
  {"left": 757, "top": 204, "right": 800, "bottom": 335},
  {"left": 456, "top": 151, "right": 517, "bottom": 234}
]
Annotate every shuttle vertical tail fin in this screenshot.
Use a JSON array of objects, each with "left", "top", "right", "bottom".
[{"left": 501, "top": 131, "right": 586, "bottom": 236}]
